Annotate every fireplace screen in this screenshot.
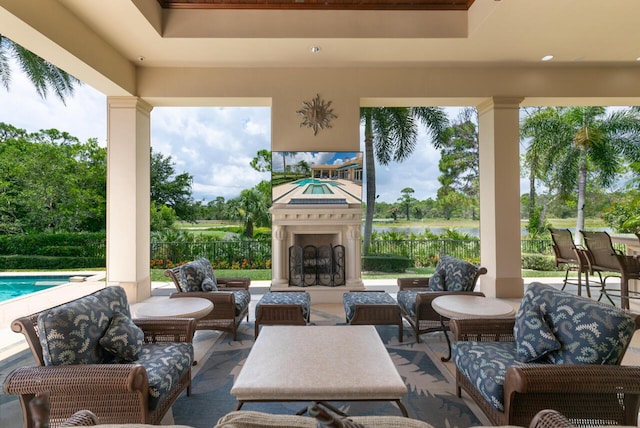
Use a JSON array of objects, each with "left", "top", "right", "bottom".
[{"left": 289, "top": 244, "right": 345, "bottom": 287}]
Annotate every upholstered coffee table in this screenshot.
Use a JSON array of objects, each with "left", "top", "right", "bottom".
[
  {"left": 432, "top": 294, "right": 515, "bottom": 362},
  {"left": 231, "top": 325, "right": 408, "bottom": 416}
]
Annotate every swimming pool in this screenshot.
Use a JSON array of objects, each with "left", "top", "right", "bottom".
[
  {"left": 303, "top": 183, "right": 334, "bottom": 194},
  {"left": 0, "top": 275, "right": 76, "bottom": 302},
  {"left": 293, "top": 178, "right": 338, "bottom": 187}
]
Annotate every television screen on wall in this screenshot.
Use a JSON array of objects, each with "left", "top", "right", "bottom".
[{"left": 271, "top": 151, "right": 363, "bottom": 205}]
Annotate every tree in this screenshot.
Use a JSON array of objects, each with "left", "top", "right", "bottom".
[
  {"left": 229, "top": 184, "right": 271, "bottom": 238},
  {"left": 361, "top": 107, "right": 448, "bottom": 255},
  {"left": 398, "top": 187, "right": 415, "bottom": 220},
  {"left": 0, "top": 36, "right": 80, "bottom": 104},
  {"left": 250, "top": 149, "right": 271, "bottom": 172},
  {"left": 0, "top": 123, "right": 106, "bottom": 233},
  {"left": 521, "top": 107, "right": 640, "bottom": 239},
  {"left": 438, "top": 108, "right": 480, "bottom": 220},
  {"left": 150, "top": 149, "right": 195, "bottom": 222}
]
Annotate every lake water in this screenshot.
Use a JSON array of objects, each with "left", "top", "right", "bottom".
[{"left": 371, "top": 225, "right": 613, "bottom": 237}]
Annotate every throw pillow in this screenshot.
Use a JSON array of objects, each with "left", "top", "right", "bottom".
[
  {"left": 179, "top": 261, "right": 206, "bottom": 292},
  {"left": 428, "top": 258, "right": 447, "bottom": 291},
  {"left": 307, "top": 402, "right": 364, "bottom": 428},
  {"left": 201, "top": 277, "right": 218, "bottom": 292},
  {"left": 441, "top": 255, "right": 479, "bottom": 292},
  {"left": 99, "top": 311, "right": 144, "bottom": 362},
  {"left": 514, "top": 304, "right": 561, "bottom": 363}
]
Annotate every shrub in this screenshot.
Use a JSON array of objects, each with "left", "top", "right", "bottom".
[
  {"left": 521, "top": 253, "right": 557, "bottom": 271},
  {"left": 362, "top": 255, "right": 411, "bottom": 273}
]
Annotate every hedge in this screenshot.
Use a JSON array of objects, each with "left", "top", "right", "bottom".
[{"left": 362, "top": 254, "right": 412, "bottom": 273}]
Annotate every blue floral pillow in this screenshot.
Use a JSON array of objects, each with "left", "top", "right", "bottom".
[
  {"left": 428, "top": 260, "right": 446, "bottom": 291},
  {"left": 514, "top": 304, "right": 560, "bottom": 362},
  {"left": 201, "top": 277, "right": 218, "bottom": 292},
  {"left": 99, "top": 311, "right": 144, "bottom": 362}
]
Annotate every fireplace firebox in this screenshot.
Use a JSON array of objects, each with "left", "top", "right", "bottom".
[{"left": 289, "top": 244, "right": 345, "bottom": 287}]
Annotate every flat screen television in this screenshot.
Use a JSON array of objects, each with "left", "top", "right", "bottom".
[{"left": 271, "top": 151, "right": 363, "bottom": 205}]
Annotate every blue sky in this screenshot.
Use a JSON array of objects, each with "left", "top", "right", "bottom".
[{"left": 0, "top": 66, "right": 513, "bottom": 204}]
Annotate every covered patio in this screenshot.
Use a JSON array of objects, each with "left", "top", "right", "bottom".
[{"left": 1, "top": 0, "right": 640, "bottom": 310}]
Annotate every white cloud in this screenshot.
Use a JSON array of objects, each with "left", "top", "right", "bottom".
[{"left": 1, "top": 66, "right": 533, "bottom": 205}]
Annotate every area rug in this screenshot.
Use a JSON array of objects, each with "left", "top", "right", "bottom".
[{"left": 172, "top": 313, "right": 487, "bottom": 428}]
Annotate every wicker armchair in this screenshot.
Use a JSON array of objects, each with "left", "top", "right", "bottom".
[
  {"left": 450, "top": 283, "right": 640, "bottom": 427},
  {"left": 3, "top": 286, "right": 196, "bottom": 428},
  {"left": 164, "top": 258, "right": 251, "bottom": 340},
  {"left": 396, "top": 256, "right": 487, "bottom": 342}
]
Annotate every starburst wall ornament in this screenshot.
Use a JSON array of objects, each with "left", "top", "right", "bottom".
[{"left": 296, "top": 94, "right": 337, "bottom": 136}]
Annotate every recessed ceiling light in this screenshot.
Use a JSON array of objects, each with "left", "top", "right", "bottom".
[
  {"left": 636, "top": 57, "right": 640, "bottom": 61},
  {"left": 137, "top": 56, "right": 145, "bottom": 61},
  {"left": 310, "top": 46, "right": 321, "bottom": 54},
  {"left": 541, "top": 55, "right": 554, "bottom": 61}
]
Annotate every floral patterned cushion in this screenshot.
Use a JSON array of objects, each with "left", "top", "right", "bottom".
[
  {"left": 202, "top": 277, "right": 218, "bottom": 292},
  {"left": 342, "top": 292, "right": 399, "bottom": 322},
  {"left": 513, "top": 304, "right": 561, "bottom": 363},
  {"left": 232, "top": 290, "right": 251, "bottom": 316},
  {"left": 99, "top": 311, "right": 145, "bottom": 362},
  {"left": 137, "top": 342, "right": 194, "bottom": 410},
  {"left": 452, "top": 341, "right": 521, "bottom": 412},
  {"left": 257, "top": 292, "right": 311, "bottom": 320},
  {"left": 197, "top": 257, "right": 217, "bottom": 287},
  {"left": 428, "top": 260, "right": 446, "bottom": 291},
  {"left": 38, "top": 286, "right": 131, "bottom": 366},
  {"left": 518, "top": 282, "right": 637, "bottom": 364},
  {"left": 179, "top": 260, "right": 207, "bottom": 292},
  {"left": 440, "top": 255, "right": 479, "bottom": 292},
  {"left": 396, "top": 289, "right": 421, "bottom": 317}
]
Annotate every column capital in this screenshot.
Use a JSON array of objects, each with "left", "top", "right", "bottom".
[
  {"left": 477, "top": 97, "right": 524, "bottom": 114},
  {"left": 107, "top": 96, "right": 153, "bottom": 115}
]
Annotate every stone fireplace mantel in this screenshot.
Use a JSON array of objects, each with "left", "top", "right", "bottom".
[{"left": 270, "top": 204, "right": 365, "bottom": 303}]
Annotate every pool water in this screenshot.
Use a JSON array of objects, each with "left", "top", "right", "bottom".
[
  {"left": 293, "top": 178, "right": 338, "bottom": 187},
  {"left": 0, "top": 276, "right": 74, "bottom": 302},
  {"left": 303, "top": 184, "right": 334, "bottom": 194}
]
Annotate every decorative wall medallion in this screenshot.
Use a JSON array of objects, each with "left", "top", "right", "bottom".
[{"left": 296, "top": 94, "right": 337, "bottom": 135}]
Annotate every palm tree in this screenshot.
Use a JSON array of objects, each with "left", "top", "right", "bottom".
[
  {"left": 0, "top": 36, "right": 80, "bottom": 104},
  {"left": 361, "top": 107, "right": 448, "bottom": 255},
  {"left": 521, "top": 106, "right": 640, "bottom": 240},
  {"left": 231, "top": 186, "right": 271, "bottom": 238}
]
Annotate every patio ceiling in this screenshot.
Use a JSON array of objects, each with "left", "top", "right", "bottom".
[
  {"left": 156, "top": 0, "right": 475, "bottom": 10},
  {"left": 45, "top": 0, "right": 640, "bottom": 70}
]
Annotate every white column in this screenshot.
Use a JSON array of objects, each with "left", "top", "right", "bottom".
[
  {"left": 271, "top": 225, "right": 288, "bottom": 287},
  {"left": 346, "top": 225, "right": 364, "bottom": 287},
  {"left": 106, "top": 97, "right": 152, "bottom": 303},
  {"left": 478, "top": 97, "right": 524, "bottom": 298}
]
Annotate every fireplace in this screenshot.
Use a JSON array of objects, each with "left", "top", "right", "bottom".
[
  {"left": 270, "top": 205, "right": 365, "bottom": 303},
  {"left": 270, "top": 152, "right": 365, "bottom": 303}
]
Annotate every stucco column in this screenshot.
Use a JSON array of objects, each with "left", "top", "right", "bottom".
[
  {"left": 106, "top": 97, "right": 153, "bottom": 303},
  {"left": 477, "top": 97, "right": 524, "bottom": 298},
  {"left": 271, "top": 225, "right": 288, "bottom": 287}
]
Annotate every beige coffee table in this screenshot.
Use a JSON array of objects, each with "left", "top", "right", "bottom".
[
  {"left": 231, "top": 325, "right": 408, "bottom": 416},
  {"left": 431, "top": 294, "right": 515, "bottom": 362},
  {"left": 135, "top": 297, "right": 213, "bottom": 319}
]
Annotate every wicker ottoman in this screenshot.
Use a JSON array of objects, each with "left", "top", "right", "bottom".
[
  {"left": 254, "top": 291, "right": 311, "bottom": 338},
  {"left": 343, "top": 291, "right": 403, "bottom": 342}
]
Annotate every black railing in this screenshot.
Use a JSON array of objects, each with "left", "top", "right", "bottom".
[
  {"left": 149, "top": 238, "right": 555, "bottom": 269},
  {"left": 150, "top": 240, "right": 271, "bottom": 269}
]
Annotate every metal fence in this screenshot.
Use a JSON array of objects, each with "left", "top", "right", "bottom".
[
  {"left": 150, "top": 240, "right": 272, "bottom": 269},
  {"left": 149, "top": 238, "right": 554, "bottom": 268}
]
